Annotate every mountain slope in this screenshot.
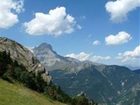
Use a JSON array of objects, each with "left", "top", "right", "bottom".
[
  {"left": 0, "top": 37, "right": 97, "bottom": 105},
  {"left": 0, "top": 37, "right": 51, "bottom": 83},
  {"left": 34, "top": 42, "right": 140, "bottom": 105},
  {"left": 50, "top": 65, "right": 140, "bottom": 105},
  {"left": 133, "top": 69, "right": 140, "bottom": 74},
  {"left": 0, "top": 37, "right": 72, "bottom": 103},
  {"left": 33, "top": 43, "right": 99, "bottom": 73},
  {"left": 0, "top": 79, "right": 66, "bottom": 105}
]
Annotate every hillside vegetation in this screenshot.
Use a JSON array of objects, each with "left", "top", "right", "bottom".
[
  {"left": 0, "top": 79, "right": 66, "bottom": 105},
  {"left": 0, "top": 50, "right": 97, "bottom": 105}
]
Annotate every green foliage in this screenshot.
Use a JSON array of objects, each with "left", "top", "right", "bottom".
[
  {"left": 0, "top": 51, "right": 97, "bottom": 105},
  {"left": 13, "top": 67, "right": 45, "bottom": 92},
  {"left": 71, "top": 94, "right": 98, "bottom": 105},
  {"left": 0, "top": 79, "right": 66, "bottom": 105},
  {"left": 0, "top": 51, "right": 71, "bottom": 103},
  {"left": 45, "top": 82, "right": 72, "bottom": 103}
]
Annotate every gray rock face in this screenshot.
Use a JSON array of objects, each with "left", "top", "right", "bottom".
[
  {"left": 33, "top": 43, "right": 62, "bottom": 67},
  {"left": 0, "top": 37, "right": 51, "bottom": 83},
  {"left": 33, "top": 43, "right": 102, "bottom": 73}
]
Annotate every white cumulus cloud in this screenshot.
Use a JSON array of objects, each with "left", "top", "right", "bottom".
[
  {"left": 25, "top": 46, "right": 34, "bottom": 53},
  {"left": 105, "top": 31, "right": 132, "bottom": 45},
  {"left": 65, "top": 52, "right": 91, "bottom": 61},
  {"left": 105, "top": 0, "right": 140, "bottom": 22},
  {"left": 24, "top": 7, "right": 79, "bottom": 36},
  {"left": 0, "top": 0, "right": 24, "bottom": 29},
  {"left": 66, "top": 52, "right": 111, "bottom": 63},
  {"left": 92, "top": 56, "right": 111, "bottom": 62},
  {"left": 117, "top": 45, "right": 140, "bottom": 62},
  {"left": 93, "top": 40, "right": 101, "bottom": 45}
]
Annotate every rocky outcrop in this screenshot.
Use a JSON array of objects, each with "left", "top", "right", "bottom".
[
  {"left": 0, "top": 37, "right": 51, "bottom": 83},
  {"left": 33, "top": 43, "right": 102, "bottom": 73}
]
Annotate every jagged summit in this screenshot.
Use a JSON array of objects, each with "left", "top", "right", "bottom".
[
  {"left": 33, "top": 42, "right": 99, "bottom": 72},
  {"left": 36, "top": 42, "right": 53, "bottom": 51}
]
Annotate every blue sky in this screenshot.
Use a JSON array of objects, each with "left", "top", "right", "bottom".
[{"left": 0, "top": 0, "right": 140, "bottom": 68}]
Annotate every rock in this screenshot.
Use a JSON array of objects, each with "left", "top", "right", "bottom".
[{"left": 0, "top": 37, "right": 51, "bottom": 83}]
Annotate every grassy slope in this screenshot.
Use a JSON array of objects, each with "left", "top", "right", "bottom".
[{"left": 0, "top": 79, "right": 66, "bottom": 105}]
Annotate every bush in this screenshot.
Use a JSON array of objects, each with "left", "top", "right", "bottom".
[{"left": 71, "top": 94, "right": 98, "bottom": 105}]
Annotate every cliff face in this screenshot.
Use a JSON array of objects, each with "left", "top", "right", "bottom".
[
  {"left": 33, "top": 43, "right": 100, "bottom": 73},
  {"left": 0, "top": 37, "right": 51, "bottom": 83}
]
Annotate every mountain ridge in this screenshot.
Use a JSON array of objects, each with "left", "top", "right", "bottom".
[
  {"left": 33, "top": 42, "right": 104, "bottom": 73},
  {"left": 133, "top": 69, "right": 140, "bottom": 74},
  {"left": 33, "top": 42, "right": 140, "bottom": 105},
  {"left": 0, "top": 37, "right": 97, "bottom": 105},
  {"left": 0, "top": 37, "right": 52, "bottom": 83}
]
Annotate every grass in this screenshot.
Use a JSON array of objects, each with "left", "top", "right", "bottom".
[{"left": 0, "top": 79, "right": 66, "bottom": 105}]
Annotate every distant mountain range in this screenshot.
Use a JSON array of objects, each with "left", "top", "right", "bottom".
[
  {"left": 133, "top": 69, "right": 140, "bottom": 74},
  {"left": 33, "top": 43, "right": 101, "bottom": 73},
  {"left": 0, "top": 37, "right": 97, "bottom": 105},
  {"left": 33, "top": 42, "right": 140, "bottom": 105},
  {"left": 0, "top": 37, "right": 139, "bottom": 105}
]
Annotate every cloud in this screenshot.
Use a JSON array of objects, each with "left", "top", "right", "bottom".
[
  {"left": 105, "top": 31, "right": 132, "bottom": 45},
  {"left": 80, "top": 16, "right": 86, "bottom": 20},
  {"left": 77, "top": 25, "right": 82, "bottom": 30},
  {"left": 24, "top": 7, "right": 79, "bottom": 36},
  {"left": 66, "top": 52, "right": 91, "bottom": 61},
  {"left": 25, "top": 46, "right": 34, "bottom": 53},
  {"left": 66, "top": 52, "right": 111, "bottom": 63},
  {"left": 93, "top": 40, "right": 101, "bottom": 45},
  {"left": 0, "top": 0, "right": 24, "bottom": 29},
  {"left": 117, "top": 45, "right": 140, "bottom": 62},
  {"left": 92, "top": 56, "right": 111, "bottom": 62},
  {"left": 105, "top": 0, "right": 140, "bottom": 22}
]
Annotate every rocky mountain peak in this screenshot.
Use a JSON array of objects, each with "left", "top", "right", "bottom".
[
  {"left": 36, "top": 42, "right": 53, "bottom": 51},
  {"left": 33, "top": 42, "right": 101, "bottom": 72},
  {"left": 33, "top": 43, "right": 61, "bottom": 68},
  {"left": 0, "top": 37, "right": 52, "bottom": 83}
]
